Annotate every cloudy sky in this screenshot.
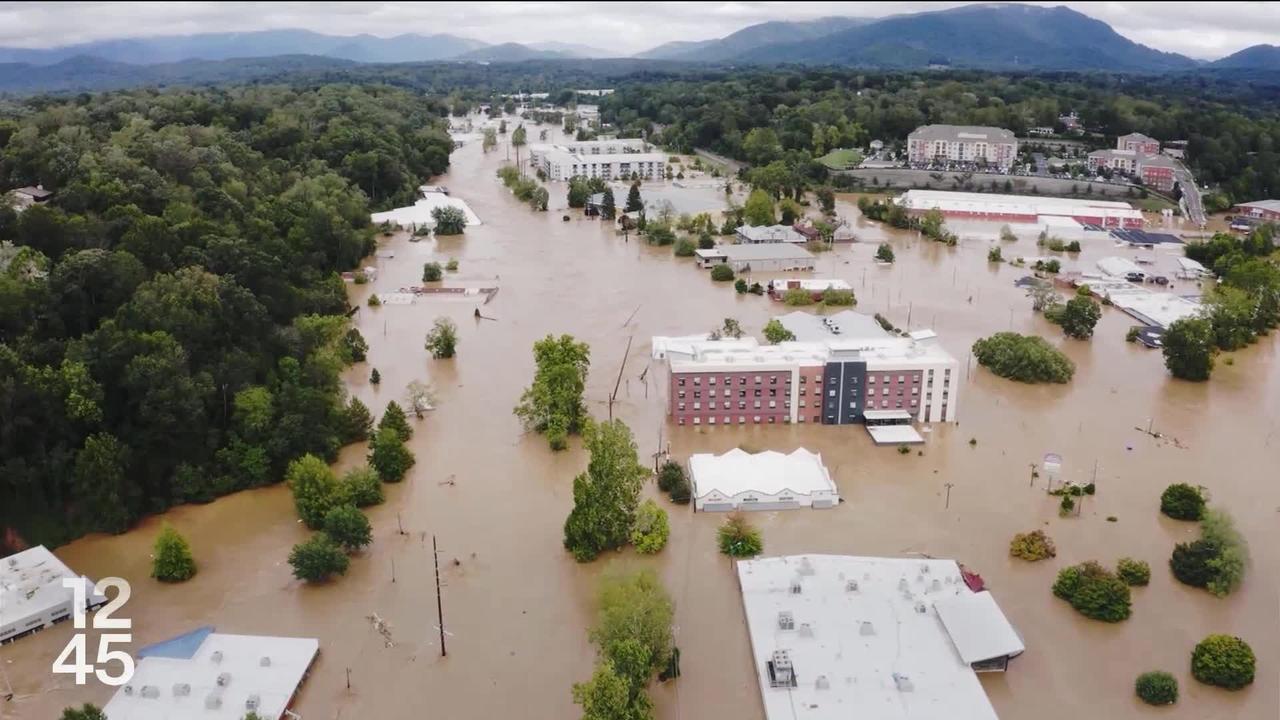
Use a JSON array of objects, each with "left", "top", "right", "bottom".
[{"left": 0, "top": 1, "right": 1276, "bottom": 59}]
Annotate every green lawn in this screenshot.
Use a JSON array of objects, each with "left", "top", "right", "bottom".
[{"left": 818, "top": 148, "right": 864, "bottom": 170}]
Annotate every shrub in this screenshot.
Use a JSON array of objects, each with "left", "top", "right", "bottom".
[
  {"left": 369, "top": 427, "right": 415, "bottom": 482},
  {"left": 897, "top": 444, "right": 911, "bottom": 454},
  {"left": 368, "top": 293, "right": 381, "bottom": 307},
  {"left": 288, "top": 533, "right": 350, "bottom": 582},
  {"left": 782, "top": 287, "right": 814, "bottom": 306},
  {"left": 717, "top": 514, "right": 763, "bottom": 557},
  {"left": 1160, "top": 483, "right": 1205, "bottom": 521},
  {"left": 1117, "top": 557, "right": 1151, "bottom": 586},
  {"left": 1171, "top": 538, "right": 1219, "bottom": 588},
  {"left": 972, "top": 332, "right": 1075, "bottom": 383},
  {"left": 431, "top": 205, "right": 467, "bottom": 235},
  {"left": 425, "top": 317, "right": 459, "bottom": 359},
  {"left": 1066, "top": 240, "right": 1082, "bottom": 253},
  {"left": 710, "top": 264, "right": 734, "bottom": 282},
  {"left": 668, "top": 475, "right": 691, "bottom": 504},
  {"left": 422, "top": 262, "right": 443, "bottom": 282},
  {"left": 988, "top": 245, "right": 1003, "bottom": 262},
  {"left": 339, "top": 466, "right": 384, "bottom": 507},
  {"left": 379, "top": 401, "right": 412, "bottom": 440},
  {"left": 657, "top": 461, "right": 684, "bottom": 493},
  {"left": 1200, "top": 509, "right": 1248, "bottom": 597},
  {"left": 322, "top": 504, "right": 372, "bottom": 552},
  {"left": 763, "top": 318, "right": 796, "bottom": 344},
  {"left": 1191, "top": 635, "right": 1255, "bottom": 690},
  {"left": 630, "top": 500, "right": 670, "bottom": 554},
  {"left": 1059, "top": 494, "right": 1075, "bottom": 516},
  {"left": 1009, "top": 530, "right": 1056, "bottom": 561},
  {"left": 1052, "top": 561, "right": 1131, "bottom": 622},
  {"left": 446, "top": 259, "right": 459, "bottom": 272},
  {"left": 151, "top": 523, "right": 196, "bottom": 582},
  {"left": 286, "top": 454, "right": 341, "bottom": 529},
  {"left": 734, "top": 278, "right": 748, "bottom": 294},
  {"left": 369, "top": 368, "right": 381, "bottom": 385},
  {"left": 822, "top": 288, "right": 856, "bottom": 306},
  {"left": 1136, "top": 671, "right": 1178, "bottom": 705},
  {"left": 647, "top": 225, "right": 676, "bottom": 246},
  {"left": 875, "top": 243, "right": 895, "bottom": 263},
  {"left": 674, "top": 238, "right": 696, "bottom": 257}
]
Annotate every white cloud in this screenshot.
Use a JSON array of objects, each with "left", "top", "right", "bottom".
[{"left": 0, "top": 1, "right": 1274, "bottom": 59}]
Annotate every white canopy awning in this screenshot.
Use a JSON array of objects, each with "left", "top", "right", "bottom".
[{"left": 934, "top": 590, "right": 1025, "bottom": 664}]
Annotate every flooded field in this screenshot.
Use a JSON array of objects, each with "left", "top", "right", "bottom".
[{"left": 4, "top": 122, "right": 1277, "bottom": 720}]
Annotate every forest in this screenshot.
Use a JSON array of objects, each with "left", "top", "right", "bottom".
[{"left": 0, "top": 84, "right": 454, "bottom": 547}]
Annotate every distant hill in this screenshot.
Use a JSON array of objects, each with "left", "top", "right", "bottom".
[
  {"left": 635, "top": 17, "right": 873, "bottom": 62},
  {"left": 455, "top": 43, "right": 571, "bottom": 62},
  {"left": 1209, "top": 44, "right": 1280, "bottom": 70},
  {"left": 0, "top": 30, "right": 486, "bottom": 66},
  {"left": 734, "top": 5, "right": 1199, "bottom": 72},
  {"left": 0, "top": 54, "right": 357, "bottom": 94},
  {"left": 527, "top": 42, "right": 616, "bottom": 59}
]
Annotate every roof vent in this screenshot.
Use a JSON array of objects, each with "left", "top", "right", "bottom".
[
  {"left": 216, "top": 672, "right": 231, "bottom": 687},
  {"left": 777, "top": 611, "right": 795, "bottom": 630},
  {"left": 893, "top": 673, "right": 915, "bottom": 692},
  {"left": 789, "top": 579, "right": 802, "bottom": 595},
  {"left": 210, "top": 650, "right": 223, "bottom": 664},
  {"left": 930, "top": 579, "right": 942, "bottom": 592},
  {"left": 798, "top": 623, "right": 814, "bottom": 638},
  {"left": 897, "top": 578, "right": 909, "bottom": 592},
  {"left": 246, "top": 694, "right": 261, "bottom": 711},
  {"left": 123, "top": 685, "right": 135, "bottom": 696},
  {"left": 859, "top": 621, "right": 875, "bottom": 637},
  {"left": 260, "top": 656, "right": 272, "bottom": 667},
  {"left": 845, "top": 579, "right": 859, "bottom": 592},
  {"left": 140, "top": 685, "right": 160, "bottom": 699},
  {"left": 204, "top": 693, "right": 222, "bottom": 710},
  {"left": 798, "top": 558, "right": 815, "bottom": 576},
  {"left": 815, "top": 675, "right": 830, "bottom": 690},
  {"left": 173, "top": 683, "right": 191, "bottom": 697},
  {"left": 914, "top": 602, "right": 927, "bottom": 614}
]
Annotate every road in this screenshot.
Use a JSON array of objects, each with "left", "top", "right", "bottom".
[
  {"left": 694, "top": 148, "right": 745, "bottom": 176},
  {"left": 1174, "top": 161, "right": 1206, "bottom": 226}
]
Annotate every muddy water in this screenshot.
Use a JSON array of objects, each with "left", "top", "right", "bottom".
[{"left": 5, "top": 123, "right": 1277, "bottom": 720}]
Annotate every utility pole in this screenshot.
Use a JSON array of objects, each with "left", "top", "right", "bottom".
[
  {"left": 944, "top": 482, "right": 955, "bottom": 509},
  {"left": 433, "top": 535, "right": 446, "bottom": 657},
  {"left": 608, "top": 335, "right": 634, "bottom": 422}
]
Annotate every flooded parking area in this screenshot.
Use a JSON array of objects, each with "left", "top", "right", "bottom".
[{"left": 4, "top": 124, "right": 1277, "bottom": 720}]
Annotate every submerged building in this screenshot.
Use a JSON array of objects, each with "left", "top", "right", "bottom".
[
  {"left": 897, "top": 189, "right": 1144, "bottom": 229},
  {"left": 688, "top": 448, "right": 838, "bottom": 511},
  {"left": 1, "top": 545, "right": 104, "bottom": 644},
  {"left": 529, "top": 138, "right": 666, "bottom": 181}
]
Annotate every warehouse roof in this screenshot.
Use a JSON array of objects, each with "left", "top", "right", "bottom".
[
  {"left": 689, "top": 448, "right": 835, "bottom": 499},
  {"left": 723, "top": 244, "right": 815, "bottom": 261},
  {"left": 1, "top": 546, "right": 101, "bottom": 635}
]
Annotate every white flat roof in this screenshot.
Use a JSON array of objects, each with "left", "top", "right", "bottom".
[
  {"left": 689, "top": 448, "right": 835, "bottom": 499},
  {"left": 723, "top": 244, "right": 815, "bottom": 261},
  {"left": 899, "top": 190, "right": 1142, "bottom": 221},
  {"left": 370, "top": 192, "right": 481, "bottom": 227},
  {"left": 1096, "top": 256, "right": 1144, "bottom": 277},
  {"left": 1108, "top": 292, "right": 1203, "bottom": 329},
  {"left": 1, "top": 546, "right": 100, "bottom": 633},
  {"left": 775, "top": 310, "right": 888, "bottom": 343},
  {"left": 737, "top": 555, "right": 1003, "bottom": 720},
  {"left": 866, "top": 425, "right": 925, "bottom": 444},
  {"left": 934, "top": 591, "right": 1025, "bottom": 665},
  {"left": 768, "top": 278, "right": 853, "bottom": 292},
  {"left": 103, "top": 633, "right": 319, "bottom": 720}
]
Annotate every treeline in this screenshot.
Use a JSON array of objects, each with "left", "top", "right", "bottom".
[{"left": 0, "top": 84, "right": 450, "bottom": 547}]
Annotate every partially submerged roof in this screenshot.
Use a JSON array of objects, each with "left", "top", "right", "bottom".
[
  {"left": 2, "top": 546, "right": 102, "bottom": 633},
  {"left": 866, "top": 424, "right": 925, "bottom": 445},
  {"left": 934, "top": 591, "right": 1025, "bottom": 665},
  {"left": 723, "top": 243, "right": 815, "bottom": 261},
  {"left": 689, "top": 448, "right": 835, "bottom": 498}
]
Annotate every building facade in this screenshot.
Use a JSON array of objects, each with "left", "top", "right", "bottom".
[
  {"left": 1087, "top": 150, "right": 1176, "bottom": 192},
  {"left": 1231, "top": 199, "right": 1280, "bottom": 222},
  {"left": 1117, "top": 132, "right": 1160, "bottom": 155},
  {"left": 529, "top": 139, "right": 665, "bottom": 181},
  {"left": 906, "top": 125, "right": 1018, "bottom": 170},
  {"left": 898, "top": 189, "right": 1144, "bottom": 229}
]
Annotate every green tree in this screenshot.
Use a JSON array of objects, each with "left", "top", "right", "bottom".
[
  {"left": 815, "top": 186, "right": 836, "bottom": 215},
  {"left": 322, "top": 504, "right": 372, "bottom": 552},
  {"left": 1136, "top": 671, "right": 1178, "bottom": 705},
  {"left": 59, "top": 705, "right": 108, "bottom": 720},
  {"left": 568, "top": 178, "right": 590, "bottom": 208},
  {"left": 572, "top": 661, "right": 641, "bottom": 720},
  {"left": 425, "top": 317, "right": 459, "bottom": 358},
  {"left": 972, "top": 332, "right": 1075, "bottom": 383},
  {"left": 778, "top": 197, "right": 802, "bottom": 226},
  {"left": 151, "top": 523, "right": 196, "bottom": 582},
  {"left": 514, "top": 334, "right": 591, "bottom": 450},
  {"left": 876, "top": 243, "right": 895, "bottom": 263},
  {"left": 530, "top": 186, "right": 549, "bottom": 211},
  {"left": 988, "top": 245, "right": 1003, "bottom": 262},
  {"left": 656, "top": 461, "right": 685, "bottom": 493},
  {"left": 341, "top": 396, "right": 374, "bottom": 443},
  {"left": 339, "top": 466, "right": 384, "bottom": 507},
  {"left": 511, "top": 125, "right": 527, "bottom": 170},
  {"left": 422, "top": 262, "right": 444, "bottom": 282},
  {"left": 72, "top": 432, "right": 135, "bottom": 534},
  {"left": 674, "top": 238, "right": 696, "bottom": 257},
  {"left": 1051, "top": 561, "right": 1131, "bottom": 622},
  {"left": 369, "top": 426, "right": 415, "bottom": 482},
  {"left": 1204, "top": 286, "right": 1257, "bottom": 350},
  {"left": 1160, "top": 483, "right": 1205, "bottom": 521},
  {"left": 343, "top": 328, "right": 368, "bottom": 362},
  {"left": 590, "top": 567, "right": 675, "bottom": 697},
  {"left": 600, "top": 188, "right": 617, "bottom": 220},
  {"left": 1200, "top": 508, "right": 1248, "bottom": 597},
  {"left": 1191, "top": 635, "right": 1255, "bottom": 690},
  {"left": 822, "top": 288, "right": 856, "bottom": 306},
  {"left": 710, "top": 264, "right": 735, "bottom": 282},
  {"left": 763, "top": 318, "right": 796, "bottom": 344},
  {"left": 288, "top": 533, "right": 350, "bottom": 582},
  {"left": 482, "top": 128, "right": 497, "bottom": 152},
  {"left": 1116, "top": 558, "right": 1150, "bottom": 586},
  {"left": 379, "top": 401, "right": 412, "bottom": 440},
  {"left": 717, "top": 513, "right": 763, "bottom": 557},
  {"left": 630, "top": 499, "right": 670, "bottom": 554},
  {"left": 287, "top": 454, "right": 341, "bottom": 529},
  {"left": 743, "top": 189, "right": 776, "bottom": 227},
  {"left": 1059, "top": 295, "right": 1102, "bottom": 339},
  {"left": 742, "top": 127, "right": 783, "bottom": 165},
  {"left": 432, "top": 206, "right": 467, "bottom": 235},
  {"left": 563, "top": 419, "right": 648, "bottom": 561},
  {"left": 1162, "top": 317, "right": 1214, "bottom": 381},
  {"left": 625, "top": 182, "right": 644, "bottom": 213},
  {"left": 370, "top": 368, "right": 381, "bottom": 385}
]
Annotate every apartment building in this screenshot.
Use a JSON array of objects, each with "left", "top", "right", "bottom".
[
  {"left": 906, "top": 125, "right": 1018, "bottom": 170},
  {"left": 529, "top": 139, "right": 665, "bottom": 181},
  {"left": 1117, "top": 132, "right": 1160, "bottom": 155},
  {"left": 1087, "top": 150, "right": 1177, "bottom": 192}
]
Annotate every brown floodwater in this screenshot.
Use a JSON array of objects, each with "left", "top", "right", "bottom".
[{"left": 4, "top": 120, "right": 1277, "bottom": 720}]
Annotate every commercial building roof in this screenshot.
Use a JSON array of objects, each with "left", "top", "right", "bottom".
[
  {"left": 1234, "top": 199, "right": 1280, "bottom": 213},
  {"left": 775, "top": 310, "right": 889, "bottom": 342},
  {"left": 1, "top": 546, "right": 101, "bottom": 635},
  {"left": 909, "top": 124, "right": 1015, "bottom": 143},
  {"left": 1119, "top": 132, "right": 1158, "bottom": 143},
  {"left": 723, "top": 244, "right": 815, "bottom": 262},
  {"left": 370, "top": 191, "right": 481, "bottom": 228},
  {"left": 737, "top": 224, "right": 806, "bottom": 243},
  {"left": 103, "top": 632, "right": 319, "bottom": 720},
  {"left": 737, "top": 555, "right": 1018, "bottom": 720},
  {"left": 651, "top": 335, "right": 757, "bottom": 360},
  {"left": 768, "top": 278, "right": 853, "bottom": 294},
  {"left": 1096, "top": 256, "right": 1145, "bottom": 278},
  {"left": 1107, "top": 291, "right": 1203, "bottom": 329},
  {"left": 866, "top": 424, "right": 926, "bottom": 444},
  {"left": 689, "top": 448, "right": 835, "bottom": 499},
  {"left": 898, "top": 190, "right": 1143, "bottom": 224},
  {"left": 934, "top": 591, "right": 1025, "bottom": 666}
]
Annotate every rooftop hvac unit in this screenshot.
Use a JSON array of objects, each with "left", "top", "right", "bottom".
[
  {"left": 845, "top": 579, "right": 859, "bottom": 592},
  {"left": 246, "top": 694, "right": 261, "bottom": 711},
  {"left": 789, "top": 578, "right": 802, "bottom": 595},
  {"left": 205, "top": 693, "right": 222, "bottom": 710},
  {"left": 260, "top": 656, "right": 272, "bottom": 667},
  {"left": 798, "top": 558, "right": 815, "bottom": 576},
  {"left": 859, "top": 621, "right": 876, "bottom": 637},
  {"left": 815, "top": 675, "right": 830, "bottom": 690},
  {"left": 893, "top": 673, "right": 915, "bottom": 692},
  {"left": 777, "top": 611, "right": 795, "bottom": 630},
  {"left": 140, "top": 686, "right": 160, "bottom": 699},
  {"left": 914, "top": 602, "right": 927, "bottom": 614},
  {"left": 173, "top": 683, "right": 191, "bottom": 697},
  {"left": 798, "top": 623, "right": 814, "bottom": 638},
  {"left": 123, "top": 685, "right": 135, "bottom": 696},
  {"left": 210, "top": 650, "right": 223, "bottom": 664},
  {"left": 216, "top": 672, "right": 231, "bottom": 687}
]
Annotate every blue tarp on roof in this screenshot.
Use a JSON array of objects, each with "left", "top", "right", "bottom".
[{"left": 136, "top": 625, "right": 215, "bottom": 659}]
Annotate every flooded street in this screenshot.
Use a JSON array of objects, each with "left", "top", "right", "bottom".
[{"left": 5, "top": 121, "right": 1278, "bottom": 720}]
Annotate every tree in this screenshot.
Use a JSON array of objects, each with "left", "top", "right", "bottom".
[
  {"left": 1171, "top": 538, "right": 1219, "bottom": 589},
  {"left": 763, "top": 318, "right": 796, "bottom": 344},
  {"left": 630, "top": 499, "right": 670, "bottom": 554},
  {"left": 590, "top": 567, "right": 675, "bottom": 696},
  {"left": 1191, "top": 635, "right": 1255, "bottom": 690},
  {"left": 709, "top": 264, "right": 735, "bottom": 282},
  {"left": 1163, "top": 317, "right": 1215, "bottom": 381},
  {"left": 816, "top": 186, "right": 836, "bottom": 215},
  {"left": 625, "top": 181, "right": 643, "bottom": 213},
  {"left": 568, "top": 178, "right": 590, "bottom": 208},
  {"left": 60, "top": 705, "right": 108, "bottom": 720},
  {"left": 287, "top": 454, "right": 341, "bottom": 530},
  {"left": 1204, "top": 286, "right": 1257, "bottom": 350},
  {"left": 482, "top": 128, "right": 497, "bottom": 152},
  {"left": 1052, "top": 561, "right": 1132, "bottom": 622},
  {"left": 988, "top": 245, "right": 1003, "bottom": 262},
  {"left": 511, "top": 125, "right": 527, "bottom": 171},
  {"left": 822, "top": 288, "right": 856, "bottom": 306},
  {"left": 343, "top": 328, "right": 368, "bottom": 362},
  {"left": 340, "top": 466, "right": 384, "bottom": 507},
  {"left": 1059, "top": 295, "right": 1102, "bottom": 339},
  {"left": 563, "top": 419, "right": 648, "bottom": 561},
  {"left": 530, "top": 186, "right": 549, "bottom": 211},
  {"left": 697, "top": 231, "right": 715, "bottom": 249},
  {"left": 514, "top": 334, "right": 591, "bottom": 451},
  {"left": 1117, "top": 558, "right": 1151, "bottom": 586},
  {"left": 72, "top": 432, "right": 134, "bottom": 534},
  {"left": 743, "top": 189, "right": 776, "bottom": 226},
  {"left": 339, "top": 396, "right": 374, "bottom": 443},
  {"left": 432, "top": 206, "right": 467, "bottom": 235},
  {"left": 288, "top": 533, "right": 350, "bottom": 582},
  {"left": 674, "top": 238, "right": 696, "bottom": 257},
  {"left": 778, "top": 197, "right": 802, "bottom": 226},
  {"left": 1009, "top": 529, "right": 1056, "bottom": 561},
  {"left": 972, "top": 332, "right": 1075, "bottom": 383},
  {"left": 370, "top": 368, "right": 381, "bottom": 385},
  {"left": 425, "top": 317, "right": 459, "bottom": 358},
  {"left": 422, "top": 262, "right": 444, "bottom": 282},
  {"left": 718, "top": 318, "right": 744, "bottom": 339},
  {"left": 600, "top": 188, "right": 617, "bottom": 220},
  {"left": 572, "top": 661, "right": 640, "bottom": 720},
  {"left": 718, "top": 514, "right": 763, "bottom": 557},
  {"left": 1200, "top": 508, "right": 1248, "bottom": 597},
  {"left": 782, "top": 287, "right": 814, "bottom": 306},
  {"left": 656, "top": 461, "right": 684, "bottom": 492},
  {"left": 151, "top": 523, "right": 196, "bottom": 582},
  {"left": 1136, "top": 671, "right": 1178, "bottom": 705},
  {"left": 875, "top": 243, "right": 895, "bottom": 263},
  {"left": 1160, "top": 483, "right": 1205, "bottom": 520},
  {"left": 322, "top": 504, "right": 372, "bottom": 552},
  {"left": 379, "top": 401, "right": 413, "bottom": 440},
  {"left": 369, "top": 426, "right": 415, "bottom": 482}
]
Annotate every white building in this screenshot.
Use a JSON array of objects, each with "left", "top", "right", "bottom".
[
  {"left": 898, "top": 189, "right": 1144, "bottom": 229},
  {"left": 104, "top": 631, "right": 319, "bottom": 720},
  {"left": 529, "top": 139, "right": 666, "bottom": 182},
  {"left": 906, "top": 125, "right": 1018, "bottom": 170},
  {"left": 773, "top": 309, "right": 884, "bottom": 341},
  {"left": 736, "top": 555, "right": 1024, "bottom": 720},
  {"left": 721, "top": 244, "right": 816, "bottom": 272},
  {"left": 370, "top": 189, "right": 481, "bottom": 231},
  {"left": 1096, "top": 256, "right": 1146, "bottom": 279},
  {"left": 688, "top": 448, "right": 838, "bottom": 511},
  {"left": 736, "top": 224, "right": 806, "bottom": 244},
  {"left": 1, "top": 546, "right": 104, "bottom": 644}
]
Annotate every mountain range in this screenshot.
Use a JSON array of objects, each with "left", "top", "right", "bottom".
[{"left": 0, "top": 4, "right": 1277, "bottom": 89}]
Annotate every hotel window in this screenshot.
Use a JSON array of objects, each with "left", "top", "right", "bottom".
[
  {"left": 784, "top": 401, "right": 791, "bottom": 409},
  {"left": 798, "top": 415, "right": 805, "bottom": 423},
  {"left": 739, "top": 378, "right": 747, "bottom": 386},
  {"left": 769, "top": 417, "right": 776, "bottom": 424},
  {"left": 897, "top": 390, "right": 904, "bottom": 397},
  {"left": 785, "top": 377, "right": 792, "bottom": 384},
  {"left": 708, "top": 402, "right": 716, "bottom": 410},
  {"left": 678, "top": 378, "right": 685, "bottom": 387},
  {"left": 799, "top": 389, "right": 806, "bottom": 397},
  {"left": 754, "top": 376, "right": 762, "bottom": 384},
  {"left": 868, "top": 376, "right": 876, "bottom": 383},
  {"left": 770, "top": 376, "right": 778, "bottom": 385},
  {"left": 693, "top": 391, "right": 701, "bottom": 399},
  {"left": 693, "top": 417, "right": 700, "bottom": 425},
  {"left": 739, "top": 416, "right": 747, "bottom": 425},
  {"left": 709, "top": 389, "right": 717, "bottom": 398},
  {"left": 678, "top": 391, "right": 686, "bottom": 399},
  {"left": 911, "top": 388, "right": 918, "bottom": 395},
  {"left": 799, "top": 377, "right": 806, "bottom": 385},
  {"left": 910, "top": 399, "right": 918, "bottom": 406},
  {"left": 754, "top": 389, "right": 762, "bottom": 397},
  {"left": 724, "top": 417, "right": 731, "bottom": 425},
  {"left": 753, "top": 401, "right": 761, "bottom": 409},
  {"left": 693, "top": 377, "right": 701, "bottom": 386},
  {"left": 769, "top": 389, "right": 777, "bottom": 398},
  {"left": 678, "top": 403, "right": 686, "bottom": 411},
  {"left": 753, "top": 416, "right": 761, "bottom": 423},
  {"left": 813, "top": 416, "right": 820, "bottom": 423},
  {"left": 799, "top": 400, "right": 806, "bottom": 408},
  {"left": 678, "top": 418, "right": 685, "bottom": 426},
  {"left": 898, "top": 375, "right": 905, "bottom": 383},
  {"left": 896, "top": 401, "right": 903, "bottom": 409},
  {"left": 693, "top": 402, "right": 701, "bottom": 410},
  {"left": 881, "top": 400, "right": 889, "bottom": 408},
  {"left": 739, "top": 401, "right": 747, "bottom": 410},
  {"left": 708, "top": 377, "right": 716, "bottom": 385},
  {"left": 723, "top": 377, "right": 731, "bottom": 386},
  {"left": 739, "top": 390, "right": 746, "bottom": 398},
  {"left": 828, "top": 390, "right": 837, "bottom": 398}
]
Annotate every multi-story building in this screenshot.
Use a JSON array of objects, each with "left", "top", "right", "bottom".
[
  {"left": 1117, "top": 132, "right": 1160, "bottom": 155},
  {"left": 658, "top": 326, "right": 959, "bottom": 428},
  {"left": 529, "top": 139, "right": 665, "bottom": 181},
  {"left": 906, "top": 125, "right": 1017, "bottom": 170},
  {"left": 1231, "top": 199, "right": 1280, "bottom": 222},
  {"left": 1087, "top": 149, "right": 1139, "bottom": 173},
  {"left": 1087, "top": 150, "right": 1177, "bottom": 192}
]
